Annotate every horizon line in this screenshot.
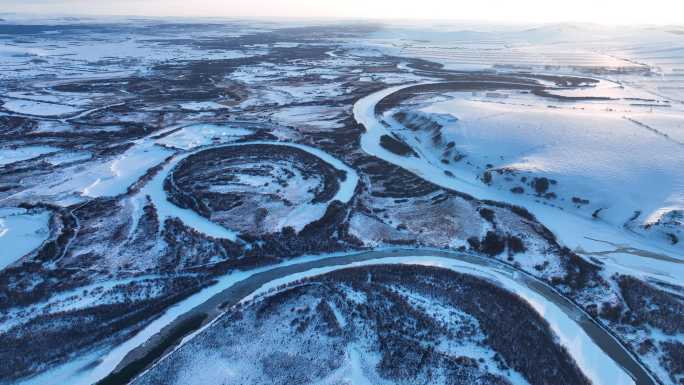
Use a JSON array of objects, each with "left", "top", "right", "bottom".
[{"left": 1, "top": 11, "right": 682, "bottom": 28}]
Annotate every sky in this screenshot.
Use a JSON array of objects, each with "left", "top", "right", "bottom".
[{"left": 2, "top": 0, "right": 683, "bottom": 25}]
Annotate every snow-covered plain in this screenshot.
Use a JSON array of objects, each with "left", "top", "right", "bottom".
[
  {"left": 1, "top": 98, "right": 84, "bottom": 117},
  {"left": 82, "top": 142, "right": 174, "bottom": 198},
  {"left": 155, "top": 123, "right": 253, "bottom": 150},
  {"left": 418, "top": 92, "right": 684, "bottom": 230},
  {"left": 0, "top": 207, "right": 50, "bottom": 270},
  {"left": 0, "top": 145, "right": 60, "bottom": 166},
  {"left": 355, "top": 83, "right": 684, "bottom": 285},
  {"left": 179, "top": 102, "right": 228, "bottom": 111}
]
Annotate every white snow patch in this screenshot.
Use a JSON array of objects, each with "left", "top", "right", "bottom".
[
  {"left": 82, "top": 142, "right": 173, "bottom": 198},
  {"left": 44, "top": 151, "right": 92, "bottom": 166},
  {"left": 0, "top": 207, "right": 50, "bottom": 270},
  {"left": 0, "top": 145, "right": 60, "bottom": 166},
  {"left": 156, "top": 123, "right": 253, "bottom": 150},
  {"left": 179, "top": 101, "right": 228, "bottom": 111},
  {"left": 1, "top": 99, "right": 84, "bottom": 117}
]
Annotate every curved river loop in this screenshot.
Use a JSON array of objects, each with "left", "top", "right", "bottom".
[{"left": 20, "top": 84, "right": 667, "bottom": 385}]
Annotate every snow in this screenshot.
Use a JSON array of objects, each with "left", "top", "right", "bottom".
[
  {"left": 139, "top": 151, "right": 239, "bottom": 241},
  {"left": 345, "top": 347, "right": 375, "bottom": 385},
  {"left": 312, "top": 346, "right": 380, "bottom": 385},
  {"left": 419, "top": 94, "right": 684, "bottom": 228},
  {"left": 0, "top": 145, "right": 60, "bottom": 166},
  {"left": 269, "top": 83, "right": 349, "bottom": 103},
  {"left": 155, "top": 123, "right": 253, "bottom": 150},
  {"left": 624, "top": 112, "right": 684, "bottom": 144},
  {"left": 4, "top": 143, "right": 172, "bottom": 206},
  {"left": 0, "top": 21, "right": 266, "bottom": 83},
  {"left": 17, "top": 349, "right": 109, "bottom": 385},
  {"left": 5, "top": 91, "right": 96, "bottom": 107},
  {"left": 1, "top": 121, "right": 183, "bottom": 204},
  {"left": 0, "top": 207, "right": 50, "bottom": 270},
  {"left": 0, "top": 275, "right": 169, "bottom": 332},
  {"left": 270, "top": 106, "right": 346, "bottom": 130},
  {"left": 44, "top": 151, "right": 92, "bottom": 166},
  {"left": 279, "top": 205, "right": 328, "bottom": 232},
  {"left": 368, "top": 23, "right": 643, "bottom": 72},
  {"left": 631, "top": 328, "right": 684, "bottom": 385},
  {"left": 327, "top": 301, "right": 347, "bottom": 328},
  {"left": 240, "top": 256, "right": 636, "bottom": 385},
  {"left": 179, "top": 101, "right": 228, "bottom": 111},
  {"left": 277, "top": 142, "right": 358, "bottom": 204},
  {"left": 392, "top": 286, "right": 532, "bottom": 385},
  {"left": 33, "top": 244, "right": 642, "bottom": 385},
  {"left": 1, "top": 98, "right": 84, "bottom": 117},
  {"left": 543, "top": 79, "right": 656, "bottom": 100},
  {"left": 81, "top": 142, "right": 174, "bottom": 198},
  {"left": 39, "top": 252, "right": 344, "bottom": 385},
  {"left": 354, "top": 83, "right": 684, "bottom": 285},
  {"left": 142, "top": 140, "right": 359, "bottom": 236}
]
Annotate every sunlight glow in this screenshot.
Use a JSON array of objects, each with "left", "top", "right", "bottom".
[{"left": 3, "top": 0, "right": 683, "bottom": 25}]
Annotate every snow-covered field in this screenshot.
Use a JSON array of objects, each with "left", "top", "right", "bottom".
[
  {"left": 0, "top": 207, "right": 50, "bottom": 270},
  {"left": 417, "top": 91, "right": 684, "bottom": 231},
  {"left": 0, "top": 145, "right": 60, "bottom": 166},
  {"left": 1, "top": 99, "right": 85, "bottom": 117},
  {"left": 355, "top": 83, "right": 684, "bottom": 285},
  {"left": 155, "top": 123, "right": 253, "bottom": 150},
  {"left": 82, "top": 142, "right": 174, "bottom": 198}
]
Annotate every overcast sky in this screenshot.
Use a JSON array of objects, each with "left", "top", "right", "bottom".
[{"left": 2, "top": 0, "right": 683, "bottom": 25}]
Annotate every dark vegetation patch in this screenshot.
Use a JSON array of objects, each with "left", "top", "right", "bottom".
[
  {"left": 469, "top": 232, "right": 525, "bottom": 257},
  {"left": 529, "top": 75, "right": 599, "bottom": 88},
  {"left": 165, "top": 144, "right": 342, "bottom": 223},
  {"left": 0, "top": 24, "right": 119, "bottom": 35},
  {"left": 379, "top": 134, "right": 418, "bottom": 157},
  {"left": 480, "top": 231, "right": 507, "bottom": 256},
  {"left": 355, "top": 156, "right": 441, "bottom": 199},
  {"left": 553, "top": 248, "right": 604, "bottom": 292},
  {"left": 666, "top": 233, "right": 679, "bottom": 245},
  {"left": 507, "top": 235, "right": 526, "bottom": 254},
  {"left": 0, "top": 277, "right": 206, "bottom": 381},
  {"left": 14, "top": 203, "right": 76, "bottom": 265},
  {"left": 478, "top": 207, "right": 496, "bottom": 223},
  {"left": 315, "top": 265, "right": 593, "bottom": 385},
  {"left": 532, "top": 177, "right": 550, "bottom": 195},
  {"left": 375, "top": 77, "right": 538, "bottom": 115},
  {"left": 659, "top": 341, "right": 684, "bottom": 383},
  {"left": 240, "top": 201, "right": 364, "bottom": 260},
  {"left": 392, "top": 111, "right": 443, "bottom": 133},
  {"left": 532, "top": 88, "right": 613, "bottom": 101},
  {"left": 511, "top": 186, "right": 525, "bottom": 194},
  {"left": 482, "top": 171, "right": 493, "bottom": 185},
  {"left": 572, "top": 197, "right": 590, "bottom": 205},
  {"left": 616, "top": 275, "right": 684, "bottom": 334}
]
